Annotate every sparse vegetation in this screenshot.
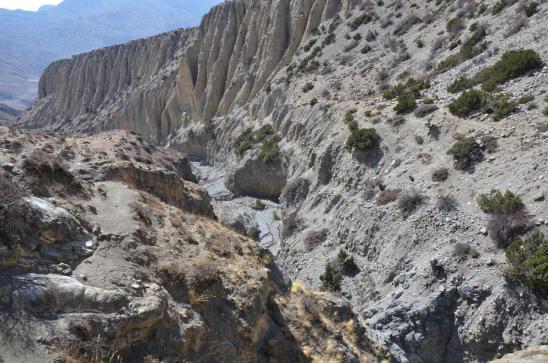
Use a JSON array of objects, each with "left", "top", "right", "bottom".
[
  {"left": 348, "top": 13, "right": 373, "bottom": 31},
  {"left": 394, "top": 92, "right": 417, "bottom": 114},
  {"left": 447, "top": 76, "right": 475, "bottom": 94},
  {"left": 447, "top": 137, "right": 484, "bottom": 169},
  {"left": 492, "top": 0, "right": 518, "bottom": 15},
  {"left": 346, "top": 125, "right": 378, "bottom": 152},
  {"left": 397, "top": 189, "right": 426, "bottom": 218},
  {"left": 320, "top": 249, "right": 359, "bottom": 292},
  {"left": 476, "top": 49, "right": 543, "bottom": 90},
  {"left": 302, "top": 82, "right": 314, "bottom": 93},
  {"left": 506, "top": 232, "right": 547, "bottom": 297},
  {"left": 525, "top": 1, "right": 539, "bottom": 17},
  {"left": 446, "top": 17, "right": 465, "bottom": 35},
  {"left": 259, "top": 136, "right": 281, "bottom": 163},
  {"left": 477, "top": 189, "right": 531, "bottom": 247},
  {"left": 477, "top": 189, "right": 523, "bottom": 215},
  {"left": 437, "top": 194, "right": 458, "bottom": 211},
  {"left": 453, "top": 243, "right": 480, "bottom": 259},
  {"left": 431, "top": 167, "right": 449, "bottom": 182},
  {"left": 303, "top": 228, "right": 328, "bottom": 251},
  {"left": 448, "top": 89, "right": 489, "bottom": 117},
  {"left": 376, "top": 189, "right": 400, "bottom": 205},
  {"left": 320, "top": 263, "right": 342, "bottom": 291},
  {"left": 235, "top": 125, "right": 274, "bottom": 155}
]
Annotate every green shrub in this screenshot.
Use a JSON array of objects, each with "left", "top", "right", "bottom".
[
  {"left": 320, "top": 263, "right": 342, "bottom": 291},
  {"left": 383, "top": 78, "right": 431, "bottom": 100},
  {"left": 447, "top": 137, "right": 483, "bottom": 169},
  {"left": 235, "top": 128, "right": 255, "bottom": 155},
  {"left": 448, "top": 89, "right": 489, "bottom": 117},
  {"left": 346, "top": 127, "right": 378, "bottom": 151},
  {"left": 506, "top": 232, "right": 547, "bottom": 297},
  {"left": 360, "top": 44, "right": 372, "bottom": 54},
  {"left": 477, "top": 189, "right": 523, "bottom": 215},
  {"left": 348, "top": 13, "right": 373, "bottom": 31},
  {"left": 302, "top": 82, "right": 314, "bottom": 93},
  {"left": 320, "top": 249, "right": 360, "bottom": 291},
  {"left": 543, "top": 107, "right": 548, "bottom": 116},
  {"left": 447, "top": 76, "right": 475, "bottom": 93},
  {"left": 437, "top": 53, "right": 460, "bottom": 72},
  {"left": 448, "top": 39, "right": 461, "bottom": 50},
  {"left": 460, "top": 26, "right": 488, "bottom": 60},
  {"left": 415, "top": 38, "right": 424, "bottom": 48},
  {"left": 518, "top": 94, "right": 534, "bottom": 104},
  {"left": 475, "top": 49, "right": 543, "bottom": 89},
  {"left": 255, "top": 124, "right": 274, "bottom": 143},
  {"left": 525, "top": 2, "right": 539, "bottom": 17},
  {"left": 491, "top": 96, "right": 517, "bottom": 121},
  {"left": 394, "top": 92, "right": 417, "bottom": 114},
  {"left": 447, "top": 18, "right": 465, "bottom": 34},
  {"left": 259, "top": 136, "right": 281, "bottom": 163},
  {"left": 322, "top": 33, "right": 336, "bottom": 46},
  {"left": 492, "top": 0, "right": 517, "bottom": 15}
]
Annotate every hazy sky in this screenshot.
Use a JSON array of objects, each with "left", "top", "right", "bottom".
[{"left": 0, "top": 0, "right": 62, "bottom": 11}]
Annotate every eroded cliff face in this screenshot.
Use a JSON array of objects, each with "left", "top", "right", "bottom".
[{"left": 19, "top": 0, "right": 357, "bottom": 152}]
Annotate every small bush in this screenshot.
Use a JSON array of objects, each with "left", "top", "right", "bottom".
[
  {"left": 446, "top": 18, "right": 465, "bottom": 35},
  {"left": 491, "top": 96, "right": 517, "bottom": 121},
  {"left": 394, "top": 92, "right": 417, "bottom": 114},
  {"left": 376, "top": 189, "right": 400, "bottom": 205},
  {"left": 475, "top": 49, "right": 543, "bottom": 90},
  {"left": 437, "top": 194, "right": 458, "bottom": 211},
  {"left": 492, "top": 0, "right": 518, "bottom": 15},
  {"left": 346, "top": 127, "right": 378, "bottom": 151},
  {"left": 303, "top": 228, "right": 328, "bottom": 251},
  {"left": 397, "top": 189, "right": 426, "bottom": 218},
  {"left": 448, "top": 89, "right": 489, "bottom": 117},
  {"left": 453, "top": 243, "right": 480, "bottom": 259},
  {"left": 432, "top": 167, "right": 449, "bottom": 182},
  {"left": 302, "top": 82, "right": 314, "bottom": 93},
  {"left": 437, "top": 53, "right": 460, "bottom": 72},
  {"left": 477, "top": 189, "right": 523, "bottom": 215},
  {"left": 482, "top": 135, "right": 498, "bottom": 153},
  {"left": 506, "top": 232, "right": 547, "bottom": 297},
  {"left": 320, "top": 263, "right": 342, "bottom": 291},
  {"left": 542, "top": 107, "right": 548, "bottom": 116},
  {"left": 188, "top": 256, "right": 219, "bottom": 289},
  {"left": 447, "top": 137, "right": 483, "bottom": 169},
  {"left": 348, "top": 13, "right": 373, "bottom": 31},
  {"left": 488, "top": 212, "right": 531, "bottom": 248},
  {"left": 518, "top": 94, "right": 535, "bottom": 104},
  {"left": 255, "top": 124, "right": 274, "bottom": 143},
  {"left": 447, "top": 76, "right": 475, "bottom": 94},
  {"left": 360, "top": 44, "right": 372, "bottom": 54},
  {"left": 235, "top": 128, "right": 255, "bottom": 155},
  {"left": 525, "top": 2, "right": 539, "bottom": 17},
  {"left": 414, "top": 104, "right": 438, "bottom": 118},
  {"left": 259, "top": 136, "right": 281, "bottom": 163}
]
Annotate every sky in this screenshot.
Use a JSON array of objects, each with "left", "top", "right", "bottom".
[{"left": 0, "top": 0, "right": 62, "bottom": 11}]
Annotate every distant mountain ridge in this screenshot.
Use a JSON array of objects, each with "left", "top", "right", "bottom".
[{"left": 0, "top": 0, "right": 220, "bottom": 109}]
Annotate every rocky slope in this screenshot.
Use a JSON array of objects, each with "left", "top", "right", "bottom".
[
  {"left": 0, "top": 125, "right": 391, "bottom": 362},
  {"left": 15, "top": 0, "right": 548, "bottom": 362}
]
